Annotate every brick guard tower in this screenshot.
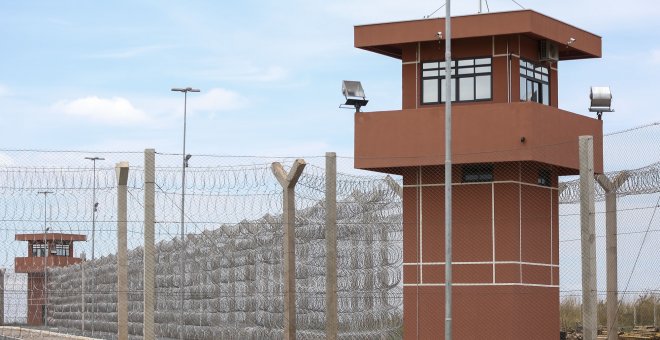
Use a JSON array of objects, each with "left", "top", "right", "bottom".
[
  {"left": 352, "top": 10, "right": 603, "bottom": 339},
  {"left": 15, "top": 233, "right": 86, "bottom": 326}
]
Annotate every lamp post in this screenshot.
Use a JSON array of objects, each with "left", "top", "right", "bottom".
[
  {"left": 84, "top": 156, "right": 104, "bottom": 336},
  {"left": 444, "top": 1, "right": 453, "bottom": 339},
  {"left": 37, "top": 191, "right": 53, "bottom": 327},
  {"left": 171, "top": 86, "right": 200, "bottom": 339}
]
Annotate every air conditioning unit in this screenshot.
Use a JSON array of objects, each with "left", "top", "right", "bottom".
[{"left": 539, "top": 40, "right": 559, "bottom": 62}]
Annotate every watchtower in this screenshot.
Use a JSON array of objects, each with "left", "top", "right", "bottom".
[
  {"left": 352, "top": 10, "right": 603, "bottom": 339},
  {"left": 15, "top": 233, "right": 86, "bottom": 325}
]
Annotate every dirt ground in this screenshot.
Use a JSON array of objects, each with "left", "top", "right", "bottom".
[{"left": 0, "top": 327, "right": 99, "bottom": 340}]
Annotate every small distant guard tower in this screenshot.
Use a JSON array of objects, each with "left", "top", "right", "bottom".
[
  {"left": 352, "top": 10, "right": 603, "bottom": 339},
  {"left": 15, "top": 233, "right": 86, "bottom": 325}
]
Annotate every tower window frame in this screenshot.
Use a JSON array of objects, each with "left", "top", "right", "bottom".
[
  {"left": 519, "top": 59, "right": 550, "bottom": 105},
  {"left": 538, "top": 169, "right": 552, "bottom": 187},
  {"left": 32, "top": 243, "right": 47, "bottom": 257},
  {"left": 421, "top": 57, "right": 493, "bottom": 105},
  {"left": 462, "top": 164, "right": 494, "bottom": 183}
]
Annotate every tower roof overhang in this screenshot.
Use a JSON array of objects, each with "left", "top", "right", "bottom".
[
  {"left": 354, "top": 9, "right": 601, "bottom": 60},
  {"left": 15, "top": 233, "right": 87, "bottom": 242}
]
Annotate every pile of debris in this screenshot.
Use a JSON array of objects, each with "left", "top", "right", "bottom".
[{"left": 619, "top": 326, "right": 660, "bottom": 340}]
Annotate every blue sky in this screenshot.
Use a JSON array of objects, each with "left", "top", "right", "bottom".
[{"left": 0, "top": 0, "right": 659, "bottom": 157}]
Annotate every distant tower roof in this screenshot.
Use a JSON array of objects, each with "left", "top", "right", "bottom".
[{"left": 15, "top": 233, "right": 87, "bottom": 242}]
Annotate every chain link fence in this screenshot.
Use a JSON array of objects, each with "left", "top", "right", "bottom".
[{"left": 0, "top": 122, "right": 658, "bottom": 339}]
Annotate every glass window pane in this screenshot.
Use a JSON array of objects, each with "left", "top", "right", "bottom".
[
  {"left": 458, "top": 59, "right": 474, "bottom": 66},
  {"left": 520, "top": 77, "right": 526, "bottom": 101},
  {"left": 519, "top": 59, "right": 526, "bottom": 66},
  {"left": 475, "top": 75, "right": 491, "bottom": 100},
  {"left": 526, "top": 79, "right": 533, "bottom": 101},
  {"left": 527, "top": 70, "right": 534, "bottom": 77},
  {"left": 441, "top": 78, "right": 456, "bottom": 102},
  {"left": 459, "top": 77, "right": 475, "bottom": 101},
  {"left": 440, "top": 68, "right": 456, "bottom": 76},
  {"left": 475, "top": 58, "right": 491, "bottom": 65},
  {"left": 423, "top": 70, "right": 439, "bottom": 77},
  {"left": 423, "top": 79, "right": 439, "bottom": 103},
  {"left": 535, "top": 72, "right": 543, "bottom": 80},
  {"left": 475, "top": 66, "right": 491, "bottom": 73},
  {"left": 542, "top": 84, "right": 549, "bottom": 105},
  {"left": 458, "top": 67, "right": 474, "bottom": 75},
  {"left": 423, "top": 62, "right": 438, "bottom": 69},
  {"left": 542, "top": 75, "right": 548, "bottom": 82},
  {"left": 541, "top": 67, "right": 548, "bottom": 74},
  {"left": 532, "top": 82, "right": 540, "bottom": 102}
]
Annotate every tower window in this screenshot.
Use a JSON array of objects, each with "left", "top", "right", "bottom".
[
  {"left": 32, "top": 243, "right": 47, "bottom": 257},
  {"left": 538, "top": 169, "right": 552, "bottom": 187},
  {"left": 55, "top": 242, "right": 70, "bottom": 256},
  {"left": 422, "top": 57, "right": 492, "bottom": 104},
  {"left": 520, "top": 59, "right": 550, "bottom": 105},
  {"left": 462, "top": 164, "right": 494, "bottom": 183}
]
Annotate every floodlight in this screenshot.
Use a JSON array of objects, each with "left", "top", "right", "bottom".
[
  {"left": 567, "top": 37, "right": 576, "bottom": 45},
  {"left": 341, "top": 80, "right": 369, "bottom": 112},
  {"left": 588, "top": 86, "right": 614, "bottom": 120}
]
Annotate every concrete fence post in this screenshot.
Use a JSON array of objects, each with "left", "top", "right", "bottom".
[
  {"left": 116, "top": 162, "right": 130, "bottom": 340},
  {"left": 579, "top": 136, "right": 597, "bottom": 340},
  {"left": 81, "top": 258, "right": 85, "bottom": 333},
  {"left": 144, "top": 149, "right": 156, "bottom": 340},
  {"left": 0, "top": 268, "right": 5, "bottom": 326},
  {"left": 271, "top": 159, "right": 306, "bottom": 340},
  {"left": 596, "top": 172, "right": 629, "bottom": 340},
  {"left": 325, "top": 152, "right": 338, "bottom": 340}
]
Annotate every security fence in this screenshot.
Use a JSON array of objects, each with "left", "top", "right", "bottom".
[{"left": 0, "top": 122, "right": 658, "bottom": 339}]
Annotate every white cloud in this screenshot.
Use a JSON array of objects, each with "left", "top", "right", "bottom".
[
  {"left": 190, "top": 88, "right": 246, "bottom": 112},
  {"left": 54, "top": 96, "right": 150, "bottom": 125}
]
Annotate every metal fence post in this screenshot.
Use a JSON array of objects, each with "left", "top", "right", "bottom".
[
  {"left": 325, "top": 152, "right": 338, "bottom": 340},
  {"left": 116, "top": 162, "right": 130, "bottom": 340},
  {"left": 144, "top": 149, "right": 156, "bottom": 340},
  {"left": 271, "top": 159, "right": 306, "bottom": 340},
  {"left": 596, "top": 172, "right": 629, "bottom": 340},
  {"left": 579, "top": 136, "right": 597, "bottom": 340}
]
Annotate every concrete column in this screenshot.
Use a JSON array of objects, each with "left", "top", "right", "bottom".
[
  {"left": 579, "top": 136, "right": 597, "bottom": 340},
  {"left": 0, "top": 268, "right": 5, "bottom": 326},
  {"left": 325, "top": 152, "right": 338, "bottom": 340},
  {"left": 271, "top": 159, "right": 306, "bottom": 340},
  {"left": 116, "top": 162, "right": 130, "bottom": 340},
  {"left": 596, "top": 172, "right": 628, "bottom": 340},
  {"left": 144, "top": 149, "right": 156, "bottom": 340}
]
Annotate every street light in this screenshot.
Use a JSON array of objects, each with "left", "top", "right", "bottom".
[
  {"left": 171, "top": 86, "right": 200, "bottom": 339},
  {"left": 84, "top": 156, "right": 104, "bottom": 336},
  {"left": 37, "top": 190, "right": 53, "bottom": 327}
]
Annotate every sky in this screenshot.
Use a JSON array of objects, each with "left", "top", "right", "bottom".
[{"left": 1, "top": 0, "right": 659, "bottom": 158}]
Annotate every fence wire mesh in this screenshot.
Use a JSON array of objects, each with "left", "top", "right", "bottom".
[{"left": 0, "top": 122, "right": 657, "bottom": 339}]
